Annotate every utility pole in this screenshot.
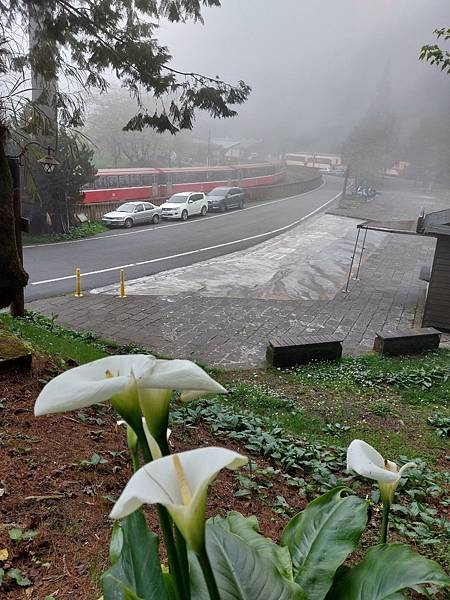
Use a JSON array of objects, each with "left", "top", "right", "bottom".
[
  {"left": 342, "top": 164, "right": 351, "bottom": 198},
  {"left": 206, "top": 129, "right": 211, "bottom": 167}
]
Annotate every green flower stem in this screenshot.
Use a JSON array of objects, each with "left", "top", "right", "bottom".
[
  {"left": 380, "top": 500, "right": 390, "bottom": 544},
  {"left": 157, "top": 434, "right": 171, "bottom": 458},
  {"left": 138, "top": 433, "right": 187, "bottom": 600},
  {"left": 158, "top": 505, "right": 188, "bottom": 600},
  {"left": 175, "top": 526, "right": 191, "bottom": 600},
  {"left": 198, "top": 547, "right": 221, "bottom": 600}
]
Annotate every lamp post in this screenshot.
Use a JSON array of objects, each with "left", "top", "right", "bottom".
[{"left": 7, "top": 142, "right": 59, "bottom": 317}]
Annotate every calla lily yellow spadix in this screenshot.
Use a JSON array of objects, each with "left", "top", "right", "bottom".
[
  {"left": 110, "top": 447, "right": 247, "bottom": 553},
  {"left": 347, "top": 439, "right": 417, "bottom": 504}
]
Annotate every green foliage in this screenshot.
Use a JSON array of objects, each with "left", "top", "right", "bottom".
[
  {"left": 23, "top": 220, "right": 107, "bottom": 245},
  {"left": 8, "top": 528, "right": 38, "bottom": 543},
  {"left": 420, "top": 27, "right": 450, "bottom": 74},
  {"left": 282, "top": 487, "right": 368, "bottom": 600},
  {"left": 211, "top": 512, "right": 293, "bottom": 581},
  {"left": 0, "top": 567, "right": 32, "bottom": 588},
  {"left": 427, "top": 415, "right": 450, "bottom": 438},
  {"left": 291, "top": 353, "right": 450, "bottom": 405},
  {"left": 190, "top": 523, "right": 305, "bottom": 600},
  {"left": 102, "top": 510, "right": 168, "bottom": 600},
  {"left": 326, "top": 543, "right": 449, "bottom": 599}
]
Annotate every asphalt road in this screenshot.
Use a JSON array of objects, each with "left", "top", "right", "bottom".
[{"left": 24, "top": 176, "right": 343, "bottom": 301}]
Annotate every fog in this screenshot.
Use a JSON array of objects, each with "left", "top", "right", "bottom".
[{"left": 157, "top": 0, "right": 449, "bottom": 151}]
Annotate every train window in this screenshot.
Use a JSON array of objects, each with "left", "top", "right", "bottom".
[
  {"left": 130, "top": 174, "right": 143, "bottom": 187},
  {"left": 142, "top": 174, "right": 153, "bottom": 185},
  {"left": 119, "top": 175, "right": 130, "bottom": 187},
  {"left": 108, "top": 176, "right": 118, "bottom": 188},
  {"left": 157, "top": 172, "right": 168, "bottom": 185}
]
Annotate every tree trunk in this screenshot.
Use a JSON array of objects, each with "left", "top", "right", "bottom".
[{"left": 0, "top": 124, "right": 29, "bottom": 309}]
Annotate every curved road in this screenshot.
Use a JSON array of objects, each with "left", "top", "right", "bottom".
[{"left": 24, "top": 177, "right": 343, "bottom": 301}]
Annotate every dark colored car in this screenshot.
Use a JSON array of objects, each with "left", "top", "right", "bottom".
[{"left": 207, "top": 187, "right": 245, "bottom": 212}]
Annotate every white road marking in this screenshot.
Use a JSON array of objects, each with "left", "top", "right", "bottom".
[
  {"left": 24, "top": 181, "right": 326, "bottom": 248},
  {"left": 30, "top": 190, "right": 342, "bottom": 286}
]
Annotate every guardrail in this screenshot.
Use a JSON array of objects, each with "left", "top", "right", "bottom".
[{"left": 73, "top": 173, "right": 324, "bottom": 221}]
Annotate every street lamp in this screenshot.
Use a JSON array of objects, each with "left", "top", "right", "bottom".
[
  {"left": 38, "top": 146, "right": 60, "bottom": 173},
  {"left": 7, "top": 141, "right": 60, "bottom": 317}
]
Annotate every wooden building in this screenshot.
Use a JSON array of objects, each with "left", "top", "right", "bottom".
[{"left": 417, "top": 208, "right": 450, "bottom": 331}]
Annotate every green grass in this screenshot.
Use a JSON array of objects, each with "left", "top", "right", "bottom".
[
  {"left": 23, "top": 220, "right": 108, "bottom": 245},
  {"left": 0, "top": 312, "right": 107, "bottom": 366}
]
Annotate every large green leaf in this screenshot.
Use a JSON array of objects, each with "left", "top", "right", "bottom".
[
  {"left": 191, "top": 523, "right": 305, "bottom": 600},
  {"left": 102, "top": 511, "right": 168, "bottom": 600},
  {"left": 326, "top": 543, "right": 450, "bottom": 600},
  {"left": 281, "top": 487, "right": 368, "bottom": 600},
  {"left": 211, "top": 512, "right": 293, "bottom": 580}
]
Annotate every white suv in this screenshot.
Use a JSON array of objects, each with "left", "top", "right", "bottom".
[{"left": 161, "top": 192, "right": 208, "bottom": 220}]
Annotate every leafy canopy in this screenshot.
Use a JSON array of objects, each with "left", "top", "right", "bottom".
[
  {"left": 420, "top": 28, "right": 450, "bottom": 74},
  {"left": 0, "top": 0, "right": 250, "bottom": 134}
]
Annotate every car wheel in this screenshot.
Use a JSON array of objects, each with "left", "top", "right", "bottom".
[
  {"left": 152, "top": 214, "right": 160, "bottom": 224},
  {"left": 220, "top": 202, "right": 226, "bottom": 212},
  {"left": 201, "top": 205, "right": 207, "bottom": 216},
  {"left": 124, "top": 218, "right": 133, "bottom": 228},
  {"left": 181, "top": 210, "right": 188, "bottom": 221}
]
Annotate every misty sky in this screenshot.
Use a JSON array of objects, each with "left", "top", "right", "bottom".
[{"left": 158, "top": 0, "right": 449, "bottom": 150}]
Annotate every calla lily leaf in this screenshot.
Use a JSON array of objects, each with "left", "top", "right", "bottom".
[
  {"left": 325, "top": 543, "right": 450, "bottom": 599},
  {"left": 211, "top": 511, "right": 293, "bottom": 581},
  {"left": 190, "top": 523, "right": 305, "bottom": 600},
  {"left": 282, "top": 486, "right": 368, "bottom": 600},
  {"left": 102, "top": 510, "right": 167, "bottom": 600},
  {"left": 110, "top": 447, "right": 247, "bottom": 553}
]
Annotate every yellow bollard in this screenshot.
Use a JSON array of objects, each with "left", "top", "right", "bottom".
[
  {"left": 74, "top": 267, "right": 83, "bottom": 298},
  {"left": 119, "top": 269, "right": 127, "bottom": 298}
]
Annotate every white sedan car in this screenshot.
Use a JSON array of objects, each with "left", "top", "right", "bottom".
[{"left": 161, "top": 192, "right": 208, "bottom": 220}]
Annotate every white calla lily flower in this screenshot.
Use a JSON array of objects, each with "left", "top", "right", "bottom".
[
  {"left": 34, "top": 354, "right": 153, "bottom": 421},
  {"left": 347, "top": 439, "right": 416, "bottom": 504},
  {"left": 110, "top": 447, "right": 247, "bottom": 553}
]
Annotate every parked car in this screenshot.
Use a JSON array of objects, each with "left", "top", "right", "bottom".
[
  {"left": 102, "top": 201, "right": 162, "bottom": 228},
  {"left": 207, "top": 187, "right": 245, "bottom": 212},
  {"left": 160, "top": 192, "right": 208, "bottom": 220}
]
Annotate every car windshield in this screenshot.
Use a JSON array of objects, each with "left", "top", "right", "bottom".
[
  {"left": 209, "top": 188, "right": 229, "bottom": 196},
  {"left": 168, "top": 194, "right": 189, "bottom": 203},
  {"left": 116, "top": 203, "right": 136, "bottom": 212}
]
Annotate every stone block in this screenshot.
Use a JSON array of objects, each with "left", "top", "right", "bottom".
[
  {"left": 373, "top": 328, "right": 441, "bottom": 356},
  {"left": 266, "top": 334, "right": 343, "bottom": 368}
]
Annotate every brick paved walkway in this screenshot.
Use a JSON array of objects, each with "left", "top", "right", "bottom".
[{"left": 29, "top": 229, "right": 446, "bottom": 368}]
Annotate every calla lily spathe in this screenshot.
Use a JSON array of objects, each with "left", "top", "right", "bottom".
[
  {"left": 34, "top": 354, "right": 151, "bottom": 416},
  {"left": 110, "top": 447, "right": 247, "bottom": 553},
  {"left": 34, "top": 354, "right": 226, "bottom": 417},
  {"left": 347, "top": 439, "right": 416, "bottom": 503}
]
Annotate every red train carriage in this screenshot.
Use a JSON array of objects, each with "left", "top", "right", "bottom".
[{"left": 82, "top": 163, "right": 286, "bottom": 204}]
